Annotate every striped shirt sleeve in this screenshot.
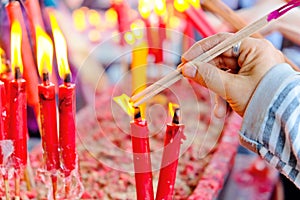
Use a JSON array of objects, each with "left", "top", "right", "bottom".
[{"left": 239, "top": 63, "right": 300, "bottom": 189}]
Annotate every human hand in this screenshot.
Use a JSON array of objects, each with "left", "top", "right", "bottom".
[{"left": 180, "top": 33, "right": 285, "bottom": 116}]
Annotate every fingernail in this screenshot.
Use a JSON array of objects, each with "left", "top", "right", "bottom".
[{"left": 183, "top": 62, "right": 196, "bottom": 78}]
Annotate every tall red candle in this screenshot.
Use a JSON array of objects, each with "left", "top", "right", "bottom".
[
  {"left": 6, "top": 1, "right": 40, "bottom": 117},
  {"left": 58, "top": 74, "right": 76, "bottom": 177},
  {"left": 9, "top": 20, "right": 27, "bottom": 170},
  {"left": 130, "top": 107, "right": 154, "bottom": 200},
  {"left": 38, "top": 74, "right": 60, "bottom": 172},
  {"left": 36, "top": 25, "right": 60, "bottom": 173},
  {"left": 156, "top": 108, "right": 185, "bottom": 200},
  {"left": 112, "top": 0, "right": 130, "bottom": 45}
]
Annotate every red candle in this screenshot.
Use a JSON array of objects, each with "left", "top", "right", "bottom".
[
  {"left": 58, "top": 74, "right": 76, "bottom": 177},
  {"left": 0, "top": 81, "right": 7, "bottom": 165},
  {"left": 8, "top": 20, "right": 27, "bottom": 170},
  {"left": 38, "top": 74, "right": 60, "bottom": 172},
  {"left": 36, "top": 26, "right": 60, "bottom": 173},
  {"left": 130, "top": 107, "right": 154, "bottom": 200},
  {"left": 156, "top": 107, "right": 185, "bottom": 200},
  {"left": 6, "top": 1, "right": 40, "bottom": 117},
  {"left": 48, "top": 10, "right": 77, "bottom": 177}
]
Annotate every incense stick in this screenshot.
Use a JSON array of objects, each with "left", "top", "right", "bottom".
[{"left": 131, "top": 0, "right": 300, "bottom": 107}]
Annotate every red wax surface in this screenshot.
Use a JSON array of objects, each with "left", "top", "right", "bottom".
[
  {"left": 156, "top": 124, "right": 185, "bottom": 200},
  {"left": 0, "top": 81, "right": 7, "bottom": 164},
  {"left": 130, "top": 119, "right": 154, "bottom": 200},
  {"left": 59, "top": 83, "right": 76, "bottom": 177},
  {"left": 185, "top": 7, "right": 216, "bottom": 38},
  {"left": 8, "top": 79, "right": 27, "bottom": 169},
  {"left": 38, "top": 82, "right": 60, "bottom": 171},
  {"left": 6, "top": 1, "right": 40, "bottom": 115}
]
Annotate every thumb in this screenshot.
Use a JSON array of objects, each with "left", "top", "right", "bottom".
[{"left": 181, "top": 61, "right": 235, "bottom": 99}]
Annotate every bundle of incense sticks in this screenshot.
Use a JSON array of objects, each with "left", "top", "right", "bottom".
[{"left": 130, "top": 0, "right": 300, "bottom": 107}]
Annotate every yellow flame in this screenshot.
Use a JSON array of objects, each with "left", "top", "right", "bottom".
[
  {"left": 36, "top": 26, "right": 53, "bottom": 78},
  {"left": 154, "top": 0, "right": 166, "bottom": 16},
  {"left": 10, "top": 20, "right": 23, "bottom": 74},
  {"left": 105, "top": 8, "right": 118, "bottom": 25},
  {"left": 174, "top": 0, "right": 190, "bottom": 12},
  {"left": 188, "top": 0, "right": 200, "bottom": 8},
  {"left": 168, "top": 102, "right": 179, "bottom": 118},
  {"left": 139, "top": 0, "right": 152, "bottom": 19},
  {"left": 113, "top": 94, "right": 135, "bottom": 116},
  {"left": 49, "top": 11, "right": 71, "bottom": 79},
  {"left": 72, "top": 8, "right": 87, "bottom": 32},
  {"left": 87, "top": 9, "right": 101, "bottom": 27}
]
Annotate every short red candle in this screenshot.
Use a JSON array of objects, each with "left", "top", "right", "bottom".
[
  {"left": 184, "top": 6, "right": 215, "bottom": 38},
  {"left": 0, "top": 81, "right": 7, "bottom": 165},
  {"left": 156, "top": 109, "right": 185, "bottom": 200},
  {"left": 6, "top": 1, "right": 40, "bottom": 116},
  {"left": 59, "top": 75, "right": 76, "bottom": 177},
  {"left": 38, "top": 73, "right": 60, "bottom": 172},
  {"left": 130, "top": 107, "right": 154, "bottom": 200},
  {"left": 8, "top": 68, "right": 27, "bottom": 169}
]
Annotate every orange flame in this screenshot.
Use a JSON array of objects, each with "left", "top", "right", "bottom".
[
  {"left": 168, "top": 102, "right": 179, "bottom": 118},
  {"left": 36, "top": 26, "right": 53, "bottom": 78},
  {"left": 174, "top": 0, "right": 190, "bottom": 12},
  {"left": 49, "top": 11, "right": 71, "bottom": 79},
  {"left": 10, "top": 20, "right": 23, "bottom": 74},
  {"left": 113, "top": 94, "right": 135, "bottom": 117}
]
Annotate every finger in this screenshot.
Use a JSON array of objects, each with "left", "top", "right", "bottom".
[
  {"left": 182, "top": 32, "right": 233, "bottom": 62},
  {"left": 182, "top": 61, "right": 235, "bottom": 99},
  {"left": 213, "top": 95, "right": 227, "bottom": 119}
]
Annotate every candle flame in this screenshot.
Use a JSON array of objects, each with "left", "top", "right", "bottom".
[
  {"left": 168, "top": 102, "right": 179, "bottom": 118},
  {"left": 154, "top": 0, "right": 166, "bottom": 16},
  {"left": 49, "top": 11, "right": 71, "bottom": 80},
  {"left": 36, "top": 26, "right": 53, "bottom": 77},
  {"left": 113, "top": 94, "right": 135, "bottom": 117},
  {"left": 105, "top": 8, "right": 118, "bottom": 25},
  {"left": 139, "top": 0, "right": 152, "bottom": 19},
  {"left": 10, "top": 20, "right": 23, "bottom": 74},
  {"left": 174, "top": 0, "right": 190, "bottom": 12}
]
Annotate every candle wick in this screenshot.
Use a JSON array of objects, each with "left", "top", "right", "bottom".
[
  {"left": 14, "top": 67, "right": 22, "bottom": 80},
  {"left": 42, "top": 72, "right": 50, "bottom": 85},
  {"left": 172, "top": 108, "right": 180, "bottom": 124},
  {"left": 134, "top": 107, "right": 142, "bottom": 120},
  {"left": 64, "top": 73, "right": 72, "bottom": 84}
]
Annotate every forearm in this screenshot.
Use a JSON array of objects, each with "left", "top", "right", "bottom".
[{"left": 240, "top": 63, "right": 300, "bottom": 188}]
